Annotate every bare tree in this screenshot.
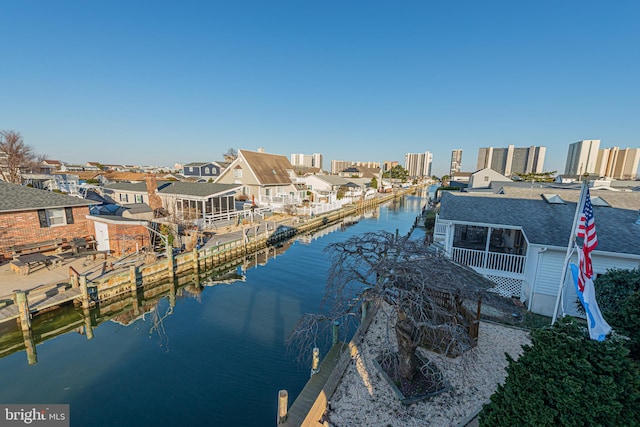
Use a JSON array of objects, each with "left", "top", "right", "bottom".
[
  {"left": 223, "top": 148, "right": 237, "bottom": 163},
  {"left": 289, "top": 230, "right": 513, "bottom": 382},
  {"left": 0, "top": 130, "right": 37, "bottom": 184}
]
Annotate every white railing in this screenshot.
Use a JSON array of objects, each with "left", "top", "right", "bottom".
[
  {"left": 434, "top": 221, "right": 448, "bottom": 236},
  {"left": 198, "top": 207, "right": 273, "bottom": 228},
  {"left": 298, "top": 200, "right": 349, "bottom": 216},
  {"left": 433, "top": 216, "right": 448, "bottom": 243},
  {"left": 451, "top": 247, "right": 526, "bottom": 275},
  {"left": 258, "top": 194, "right": 299, "bottom": 205}
]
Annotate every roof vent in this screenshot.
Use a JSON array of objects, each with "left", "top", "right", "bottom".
[{"left": 541, "top": 194, "right": 565, "bottom": 204}]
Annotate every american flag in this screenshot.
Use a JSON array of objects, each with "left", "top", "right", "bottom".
[{"left": 576, "top": 187, "right": 598, "bottom": 290}]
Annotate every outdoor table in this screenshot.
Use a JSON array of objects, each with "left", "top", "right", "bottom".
[{"left": 11, "top": 253, "right": 54, "bottom": 275}]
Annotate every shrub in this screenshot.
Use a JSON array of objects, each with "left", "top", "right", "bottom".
[
  {"left": 592, "top": 267, "right": 640, "bottom": 360},
  {"left": 479, "top": 317, "right": 640, "bottom": 427}
]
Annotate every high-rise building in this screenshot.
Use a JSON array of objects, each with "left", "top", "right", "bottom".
[
  {"left": 404, "top": 151, "right": 433, "bottom": 178},
  {"left": 595, "top": 146, "right": 640, "bottom": 179},
  {"left": 564, "top": 140, "right": 600, "bottom": 176},
  {"left": 450, "top": 149, "right": 462, "bottom": 177},
  {"left": 477, "top": 145, "right": 546, "bottom": 176},
  {"left": 291, "top": 153, "right": 323, "bottom": 170}
]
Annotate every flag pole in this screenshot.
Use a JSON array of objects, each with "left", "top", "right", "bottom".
[{"left": 551, "top": 179, "right": 588, "bottom": 325}]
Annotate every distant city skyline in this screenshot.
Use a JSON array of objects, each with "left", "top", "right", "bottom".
[{"left": 2, "top": 2, "right": 639, "bottom": 177}]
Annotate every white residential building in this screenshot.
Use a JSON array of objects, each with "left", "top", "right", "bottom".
[
  {"left": 291, "top": 153, "right": 323, "bottom": 170},
  {"left": 565, "top": 140, "right": 601, "bottom": 176},
  {"left": 450, "top": 149, "right": 462, "bottom": 177},
  {"left": 404, "top": 151, "right": 433, "bottom": 178},
  {"left": 433, "top": 187, "right": 640, "bottom": 317},
  {"left": 477, "top": 145, "right": 546, "bottom": 176},
  {"left": 595, "top": 146, "right": 640, "bottom": 179}
]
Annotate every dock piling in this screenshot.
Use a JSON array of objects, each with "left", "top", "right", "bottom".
[
  {"left": 13, "top": 290, "right": 31, "bottom": 331},
  {"left": 311, "top": 347, "right": 320, "bottom": 376},
  {"left": 79, "top": 275, "right": 90, "bottom": 309},
  {"left": 277, "top": 389, "right": 288, "bottom": 424},
  {"left": 22, "top": 328, "right": 37, "bottom": 366}
]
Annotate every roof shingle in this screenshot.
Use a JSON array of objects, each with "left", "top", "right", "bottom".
[{"left": 0, "top": 181, "right": 93, "bottom": 212}]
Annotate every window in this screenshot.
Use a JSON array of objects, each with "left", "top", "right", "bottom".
[
  {"left": 233, "top": 168, "right": 243, "bottom": 178},
  {"left": 47, "top": 209, "right": 65, "bottom": 226},
  {"left": 206, "top": 167, "right": 211, "bottom": 174},
  {"left": 119, "top": 194, "right": 129, "bottom": 202},
  {"left": 135, "top": 194, "right": 143, "bottom": 203},
  {"left": 37, "top": 208, "right": 74, "bottom": 227},
  {"left": 484, "top": 176, "right": 489, "bottom": 182}
]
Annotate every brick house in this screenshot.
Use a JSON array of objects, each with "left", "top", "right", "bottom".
[{"left": 0, "top": 180, "right": 94, "bottom": 259}]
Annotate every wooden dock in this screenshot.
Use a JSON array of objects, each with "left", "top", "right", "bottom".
[
  {"left": 0, "top": 288, "right": 81, "bottom": 324},
  {"left": 281, "top": 343, "right": 348, "bottom": 427}
]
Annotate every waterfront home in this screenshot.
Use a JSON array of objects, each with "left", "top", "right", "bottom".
[
  {"left": 214, "top": 149, "right": 307, "bottom": 208},
  {"left": 0, "top": 180, "right": 95, "bottom": 259},
  {"left": 40, "top": 159, "right": 62, "bottom": 174},
  {"left": 433, "top": 187, "right": 640, "bottom": 317},
  {"left": 466, "top": 168, "right": 511, "bottom": 189},
  {"left": 181, "top": 162, "right": 224, "bottom": 180},
  {"left": 102, "top": 176, "right": 241, "bottom": 228},
  {"left": 302, "top": 175, "right": 370, "bottom": 203}
]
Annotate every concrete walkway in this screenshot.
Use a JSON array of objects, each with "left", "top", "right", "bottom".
[
  {"left": 0, "top": 252, "right": 121, "bottom": 300},
  {"left": 0, "top": 214, "right": 298, "bottom": 300}
]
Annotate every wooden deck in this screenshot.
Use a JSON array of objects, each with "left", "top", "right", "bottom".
[
  {"left": 0, "top": 288, "right": 82, "bottom": 324},
  {"left": 282, "top": 343, "right": 347, "bottom": 427}
]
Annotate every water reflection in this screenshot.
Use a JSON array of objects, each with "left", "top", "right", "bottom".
[
  {"left": 0, "top": 195, "right": 429, "bottom": 426},
  {"left": 0, "top": 203, "right": 411, "bottom": 366}
]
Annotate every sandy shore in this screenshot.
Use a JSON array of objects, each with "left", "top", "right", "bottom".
[{"left": 326, "top": 306, "right": 531, "bottom": 427}]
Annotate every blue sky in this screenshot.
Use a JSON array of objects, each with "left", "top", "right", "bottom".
[{"left": 2, "top": 1, "right": 639, "bottom": 176}]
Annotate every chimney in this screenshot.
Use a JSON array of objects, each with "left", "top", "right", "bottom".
[{"left": 145, "top": 174, "right": 164, "bottom": 213}]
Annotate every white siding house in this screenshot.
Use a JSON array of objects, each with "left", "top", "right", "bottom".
[{"left": 434, "top": 187, "right": 640, "bottom": 317}]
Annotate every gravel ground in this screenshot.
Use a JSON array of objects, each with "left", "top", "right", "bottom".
[{"left": 326, "top": 306, "right": 531, "bottom": 427}]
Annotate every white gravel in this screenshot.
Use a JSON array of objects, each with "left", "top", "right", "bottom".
[{"left": 326, "top": 307, "right": 531, "bottom": 427}]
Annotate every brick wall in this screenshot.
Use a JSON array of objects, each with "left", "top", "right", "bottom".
[
  {"left": 104, "top": 223, "right": 151, "bottom": 257},
  {"left": 0, "top": 206, "right": 93, "bottom": 257}
]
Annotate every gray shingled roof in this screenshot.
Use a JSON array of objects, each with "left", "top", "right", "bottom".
[
  {"left": 158, "top": 182, "right": 240, "bottom": 198},
  {"left": 439, "top": 188, "right": 640, "bottom": 255},
  {"left": 0, "top": 180, "right": 94, "bottom": 212},
  {"left": 104, "top": 181, "right": 240, "bottom": 198}
]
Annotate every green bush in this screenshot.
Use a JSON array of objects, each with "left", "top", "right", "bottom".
[
  {"left": 592, "top": 267, "right": 640, "bottom": 360},
  {"left": 479, "top": 317, "right": 640, "bottom": 427}
]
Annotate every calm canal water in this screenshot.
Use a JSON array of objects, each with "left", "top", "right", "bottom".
[{"left": 0, "top": 195, "right": 427, "bottom": 426}]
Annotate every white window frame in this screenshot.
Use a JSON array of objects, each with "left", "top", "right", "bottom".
[{"left": 46, "top": 208, "right": 66, "bottom": 227}]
